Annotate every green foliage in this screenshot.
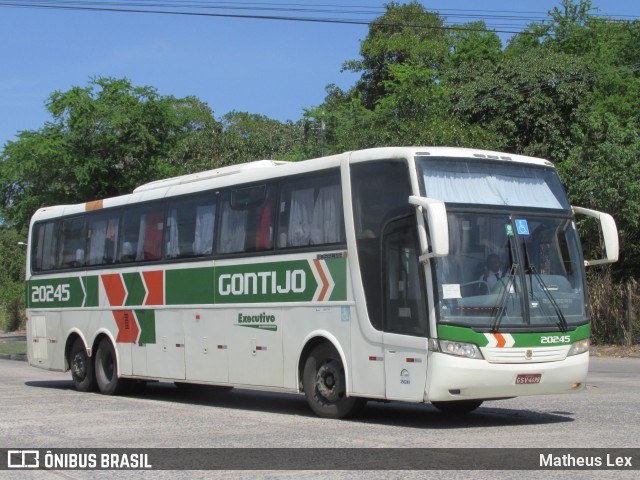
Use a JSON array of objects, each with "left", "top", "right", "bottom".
[
  {"left": 343, "top": 1, "right": 450, "bottom": 109},
  {"left": 0, "top": 227, "right": 26, "bottom": 331},
  {"left": 450, "top": 49, "right": 592, "bottom": 159},
  {"left": 0, "top": 77, "right": 220, "bottom": 230},
  {"left": 559, "top": 113, "right": 640, "bottom": 275}
]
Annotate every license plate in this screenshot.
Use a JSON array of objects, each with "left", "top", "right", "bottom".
[{"left": 515, "top": 373, "right": 541, "bottom": 385}]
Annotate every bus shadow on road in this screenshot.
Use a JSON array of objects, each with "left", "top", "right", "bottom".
[{"left": 25, "top": 379, "right": 575, "bottom": 428}]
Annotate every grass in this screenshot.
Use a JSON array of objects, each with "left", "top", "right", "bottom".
[{"left": 0, "top": 340, "right": 27, "bottom": 356}]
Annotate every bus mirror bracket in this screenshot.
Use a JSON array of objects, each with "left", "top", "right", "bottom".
[
  {"left": 572, "top": 206, "right": 619, "bottom": 266},
  {"left": 409, "top": 196, "right": 449, "bottom": 261}
]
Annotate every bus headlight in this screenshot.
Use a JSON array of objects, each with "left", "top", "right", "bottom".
[
  {"left": 568, "top": 338, "right": 590, "bottom": 356},
  {"left": 435, "top": 340, "right": 484, "bottom": 360}
]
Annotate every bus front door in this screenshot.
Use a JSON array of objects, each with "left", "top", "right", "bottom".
[{"left": 382, "top": 218, "right": 429, "bottom": 402}]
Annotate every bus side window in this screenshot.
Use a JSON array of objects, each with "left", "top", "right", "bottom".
[
  {"left": 166, "top": 195, "right": 217, "bottom": 259},
  {"left": 31, "top": 221, "right": 59, "bottom": 272},
  {"left": 218, "top": 195, "right": 248, "bottom": 254},
  {"left": 87, "top": 214, "right": 119, "bottom": 266},
  {"left": 277, "top": 172, "right": 344, "bottom": 249},
  {"left": 118, "top": 205, "right": 164, "bottom": 263},
  {"left": 60, "top": 217, "right": 86, "bottom": 268},
  {"left": 218, "top": 185, "right": 275, "bottom": 255}
]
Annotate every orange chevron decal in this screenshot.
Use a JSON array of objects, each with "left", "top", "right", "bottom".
[
  {"left": 102, "top": 273, "right": 126, "bottom": 307},
  {"left": 313, "top": 259, "right": 330, "bottom": 301},
  {"left": 143, "top": 270, "right": 164, "bottom": 306},
  {"left": 494, "top": 333, "right": 506, "bottom": 348},
  {"left": 113, "top": 310, "right": 139, "bottom": 343}
]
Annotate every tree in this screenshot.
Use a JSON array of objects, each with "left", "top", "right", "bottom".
[
  {"left": 450, "top": 49, "right": 593, "bottom": 159},
  {"left": 560, "top": 114, "right": 640, "bottom": 277},
  {"left": 0, "top": 227, "right": 26, "bottom": 331},
  {"left": 218, "top": 111, "right": 304, "bottom": 163},
  {"left": 342, "top": 1, "right": 450, "bottom": 109},
  {"left": 0, "top": 77, "right": 219, "bottom": 229}
]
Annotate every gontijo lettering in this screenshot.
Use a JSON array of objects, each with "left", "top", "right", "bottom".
[{"left": 219, "top": 270, "right": 306, "bottom": 296}]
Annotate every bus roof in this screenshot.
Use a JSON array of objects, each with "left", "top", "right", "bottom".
[{"left": 29, "top": 147, "right": 554, "bottom": 223}]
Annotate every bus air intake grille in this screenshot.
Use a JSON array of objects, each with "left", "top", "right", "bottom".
[{"left": 482, "top": 346, "right": 568, "bottom": 364}]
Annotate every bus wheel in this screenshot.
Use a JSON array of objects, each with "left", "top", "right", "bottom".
[
  {"left": 431, "top": 400, "right": 483, "bottom": 414},
  {"left": 70, "top": 338, "right": 96, "bottom": 392},
  {"left": 302, "top": 343, "right": 365, "bottom": 419},
  {"left": 94, "top": 338, "right": 130, "bottom": 395}
]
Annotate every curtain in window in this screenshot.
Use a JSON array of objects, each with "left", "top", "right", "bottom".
[
  {"left": 423, "top": 171, "right": 563, "bottom": 208},
  {"left": 311, "top": 185, "right": 342, "bottom": 244},
  {"left": 193, "top": 205, "right": 215, "bottom": 255},
  {"left": 136, "top": 211, "right": 163, "bottom": 261},
  {"left": 255, "top": 201, "right": 272, "bottom": 251},
  {"left": 88, "top": 219, "right": 108, "bottom": 265},
  {"left": 219, "top": 207, "right": 247, "bottom": 254},
  {"left": 166, "top": 208, "right": 180, "bottom": 258},
  {"left": 288, "top": 188, "right": 314, "bottom": 247}
]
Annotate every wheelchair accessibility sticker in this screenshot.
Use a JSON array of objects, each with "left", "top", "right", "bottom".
[{"left": 515, "top": 219, "right": 530, "bottom": 235}]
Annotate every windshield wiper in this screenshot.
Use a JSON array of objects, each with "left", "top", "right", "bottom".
[
  {"left": 490, "top": 232, "right": 519, "bottom": 333},
  {"left": 490, "top": 262, "right": 518, "bottom": 333},
  {"left": 522, "top": 241, "right": 570, "bottom": 332}
]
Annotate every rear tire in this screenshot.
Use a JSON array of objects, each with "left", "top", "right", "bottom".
[
  {"left": 94, "top": 338, "right": 130, "bottom": 395},
  {"left": 431, "top": 400, "right": 483, "bottom": 414},
  {"left": 302, "top": 343, "right": 365, "bottom": 419},
  {"left": 69, "top": 337, "right": 96, "bottom": 392}
]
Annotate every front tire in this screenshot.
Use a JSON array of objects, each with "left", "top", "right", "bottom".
[
  {"left": 94, "top": 338, "right": 130, "bottom": 395},
  {"left": 302, "top": 343, "right": 365, "bottom": 419},
  {"left": 69, "top": 337, "right": 96, "bottom": 392}
]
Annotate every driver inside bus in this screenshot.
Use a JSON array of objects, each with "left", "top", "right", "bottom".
[{"left": 479, "top": 254, "right": 504, "bottom": 294}]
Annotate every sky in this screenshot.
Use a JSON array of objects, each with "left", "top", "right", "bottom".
[{"left": 1, "top": 0, "right": 639, "bottom": 148}]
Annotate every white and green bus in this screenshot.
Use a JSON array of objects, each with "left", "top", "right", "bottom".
[{"left": 26, "top": 147, "right": 618, "bottom": 418}]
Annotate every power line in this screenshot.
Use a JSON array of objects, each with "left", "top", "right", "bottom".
[{"left": 1, "top": 1, "right": 637, "bottom": 36}]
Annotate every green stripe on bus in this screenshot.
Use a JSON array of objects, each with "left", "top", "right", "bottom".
[
  {"left": 437, "top": 323, "right": 591, "bottom": 347},
  {"left": 135, "top": 310, "right": 156, "bottom": 344},
  {"left": 165, "top": 267, "right": 215, "bottom": 305},
  {"left": 123, "top": 272, "right": 146, "bottom": 307},
  {"left": 326, "top": 258, "right": 347, "bottom": 301},
  {"left": 83, "top": 275, "right": 100, "bottom": 307}
]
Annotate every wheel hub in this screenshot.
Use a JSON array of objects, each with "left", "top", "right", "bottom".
[
  {"left": 316, "top": 360, "right": 342, "bottom": 402},
  {"left": 72, "top": 353, "right": 86, "bottom": 379}
]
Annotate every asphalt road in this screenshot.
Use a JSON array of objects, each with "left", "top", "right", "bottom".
[{"left": 0, "top": 357, "right": 638, "bottom": 479}]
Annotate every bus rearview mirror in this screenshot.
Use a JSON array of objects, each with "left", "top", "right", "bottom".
[
  {"left": 572, "top": 206, "right": 619, "bottom": 266},
  {"left": 409, "top": 196, "right": 449, "bottom": 259}
]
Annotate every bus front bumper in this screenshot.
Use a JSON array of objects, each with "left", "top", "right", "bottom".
[{"left": 425, "top": 351, "right": 589, "bottom": 402}]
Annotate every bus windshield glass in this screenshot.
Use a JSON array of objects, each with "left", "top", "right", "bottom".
[
  {"left": 416, "top": 157, "right": 586, "bottom": 331},
  {"left": 432, "top": 212, "right": 587, "bottom": 330},
  {"left": 417, "top": 157, "right": 570, "bottom": 210}
]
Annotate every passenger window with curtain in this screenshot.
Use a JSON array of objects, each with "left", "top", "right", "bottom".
[
  {"left": 59, "top": 217, "right": 87, "bottom": 268},
  {"left": 166, "top": 194, "right": 217, "bottom": 259},
  {"left": 118, "top": 204, "right": 164, "bottom": 263},
  {"left": 86, "top": 212, "right": 120, "bottom": 266},
  {"left": 218, "top": 184, "right": 275, "bottom": 254},
  {"left": 277, "top": 172, "right": 344, "bottom": 249}
]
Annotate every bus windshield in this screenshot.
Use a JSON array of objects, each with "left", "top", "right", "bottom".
[
  {"left": 432, "top": 212, "right": 587, "bottom": 330},
  {"left": 416, "top": 157, "right": 586, "bottom": 331}
]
